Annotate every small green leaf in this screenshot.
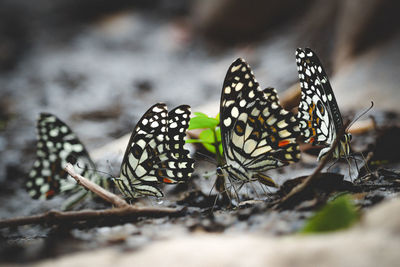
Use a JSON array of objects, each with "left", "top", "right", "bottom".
[
  {"left": 199, "top": 128, "right": 215, "bottom": 143},
  {"left": 185, "top": 139, "right": 214, "bottom": 144},
  {"left": 215, "top": 113, "right": 220, "bottom": 123},
  {"left": 215, "top": 127, "right": 221, "bottom": 142},
  {"left": 188, "top": 116, "right": 219, "bottom": 130},
  {"left": 203, "top": 143, "right": 216, "bottom": 154},
  {"left": 301, "top": 195, "right": 359, "bottom": 234}
]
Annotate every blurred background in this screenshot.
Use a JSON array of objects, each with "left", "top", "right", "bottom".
[{"left": 0, "top": 0, "right": 399, "bottom": 199}]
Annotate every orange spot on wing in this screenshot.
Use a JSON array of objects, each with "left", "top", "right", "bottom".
[
  {"left": 258, "top": 115, "right": 264, "bottom": 125},
  {"left": 308, "top": 103, "right": 315, "bottom": 117},
  {"left": 46, "top": 190, "right": 55, "bottom": 198},
  {"left": 309, "top": 137, "right": 315, "bottom": 143},
  {"left": 278, "top": 140, "right": 290, "bottom": 147},
  {"left": 163, "top": 177, "right": 174, "bottom": 183}
]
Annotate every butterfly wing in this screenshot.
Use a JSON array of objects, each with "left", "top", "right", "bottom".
[
  {"left": 304, "top": 48, "right": 344, "bottom": 130},
  {"left": 116, "top": 104, "right": 167, "bottom": 198},
  {"left": 115, "top": 103, "right": 194, "bottom": 199},
  {"left": 163, "top": 105, "right": 195, "bottom": 182},
  {"left": 220, "top": 58, "right": 300, "bottom": 182},
  {"left": 296, "top": 48, "right": 337, "bottom": 146},
  {"left": 26, "top": 113, "right": 98, "bottom": 200}
]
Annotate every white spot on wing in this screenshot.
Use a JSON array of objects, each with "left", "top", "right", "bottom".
[
  {"left": 231, "top": 107, "right": 239, "bottom": 118},
  {"left": 223, "top": 117, "right": 232, "bottom": 127},
  {"left": 235, "top": 82, "right": 244, "bottom": 91}
]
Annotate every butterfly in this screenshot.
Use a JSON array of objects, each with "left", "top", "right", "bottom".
[
  {"left": 218, "top": 58, "right": 301, "bottom": 187},
  {"left": 26, "top": 113, "right": 105, "bottom": 200},
  {"left": 295, "top": 48, "right": 352, "bottom": 161},
  {"left": 27, "top": 104, "right": 194, "bottom": 202},
  {"left": 112, "top": 103, "right": 195, "bottom": 199}
]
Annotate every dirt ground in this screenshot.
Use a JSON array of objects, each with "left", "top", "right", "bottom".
[{"left": 0, "top": 1, "right": 399, "bottom": 265}]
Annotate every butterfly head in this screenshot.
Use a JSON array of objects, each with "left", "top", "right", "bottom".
[
  {"left": 216, "top": 166, "right": 224, "bottom": 176},
  {"left": 318, "top": 132, "right": 352, "bottom": 161}
]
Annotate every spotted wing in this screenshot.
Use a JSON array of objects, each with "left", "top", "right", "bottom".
[
  {"left": 164, "top": 105, "right": 195, "bottom": 181},
  {"left": 115, "top": 103, "right": 194, "bottom": 199},
  {"left": 26, "top": 113, "right": 98, "bottom": 200},
  {"left": 295, "top": 48, "right": 339, "bottom": 146},
  {"left": 220, "top": 58, "right": 300, "bottom": 181}
]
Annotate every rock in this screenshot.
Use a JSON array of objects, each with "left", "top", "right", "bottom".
[{"left": 34, "top": 198, "right": 400, "bottom": 267}]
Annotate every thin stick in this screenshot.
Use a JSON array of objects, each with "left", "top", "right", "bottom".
[
  {"left": 64, "top": 163, "right": 129, "bottom": 208},
  {"left": 0, "top": 206, "right": 185, "bottom": 228},
  {"left": 277, "top": 121, "right": 350, "bottom": 209}
]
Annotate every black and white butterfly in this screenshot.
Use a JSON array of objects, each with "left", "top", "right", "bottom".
[
  {"left": 218, "top": 58, "right": 301, "bottom": 187},
  {"left": 27, "top": 104, "right": 194, "bottom": 202},
  {"left": 112, "top": 103, "right": 195, "bottom": 199},
  {"left": 295, "top": 48, "right": 351, "bottom": 161},
  {"left": 26, "top": 113, "right": 105, "bottom": 200}
]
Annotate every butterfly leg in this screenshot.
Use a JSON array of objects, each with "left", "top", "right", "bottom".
[
  {"left": 344, "top": 156, "right": 354, "bottom": 181},
  {"left": 327, "top": 158, "right": 340, "bottom": 171}
]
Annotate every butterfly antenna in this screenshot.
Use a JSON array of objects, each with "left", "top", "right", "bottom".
[
  {"left": 346, "top": 101, "right": 374, "bottom": 131},
  {"left": 106, "top": 159, "right": 115, "bottom": 175},
  {"left": 75, "top": 162, "right": 114, "bottom": 179}
]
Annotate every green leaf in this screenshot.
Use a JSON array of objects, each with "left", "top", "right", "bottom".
[
  {"left": 215, "top": 127, "right": 221, "bottom": 142},
  {"left": 199, "top": 128, "right": 215, "bottom": 143},
  {"left": 188, "top": 116, "right": 219, "bottom": 130},
  {"left": 185, "top": 139, "right": 214, "bottom": 144},
  {"left": 215, "top": 113, "right": 220, "bottom": 123},
  {"left": 301, "top": 195, "right": 359, "bottom": 234},
  {"left": 203, "top": 143, "right": 216, "bottom": 154}
]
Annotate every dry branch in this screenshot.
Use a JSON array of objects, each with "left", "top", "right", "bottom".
[
  {"left": 0, "top": 206, "right": 185, "bottom": 228},
  {"left": 280, "top": 83, "right": 301, "bottom": 111},
  {"left": 64, "top": 163, "right": 129, "bottom": 208}
]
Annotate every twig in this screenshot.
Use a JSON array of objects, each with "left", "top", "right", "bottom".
[
  {"left": 347, "top": 119, "right": 374, "bottom": 135},
  {"left": 64, "top": 163, "right": 129, "bottom": 208},
  {"left": 0, "top": 206, "right": 185, "bottom": 228},
  {"left": 277, "top": 121, "right": 350, "bottom": 209},
  {"left": 280, "top": 83, "right": 301, "bottom": 111}
]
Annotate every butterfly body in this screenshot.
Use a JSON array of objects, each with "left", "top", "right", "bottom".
[
  {"left": 296, "top": 48, "right": 351, "bottom": 161},
  {"left": 219, "top": 58, "right": 300, "bottom": 186}
]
